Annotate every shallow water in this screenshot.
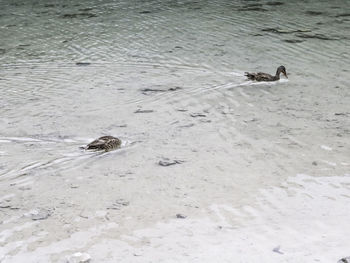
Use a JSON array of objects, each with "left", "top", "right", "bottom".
[{"left": 0, "top": 0, "right": 349, "bottom": 262}]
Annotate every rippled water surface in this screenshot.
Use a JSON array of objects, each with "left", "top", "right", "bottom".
[{"left": 0, "top": 0, "right": 349, "bottom": 261}]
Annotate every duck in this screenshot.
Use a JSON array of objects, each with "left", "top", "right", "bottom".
[
  {"left": 84, "top": 136, "right": 121, "bottom": 151},
  {"left": 245, "top": 65, "right": 288, "bottom": 82}
]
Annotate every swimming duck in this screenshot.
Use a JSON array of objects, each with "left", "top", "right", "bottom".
[
  {"left": 84, "top": 136, "right": 121, "bottom": 151},
  {"left": 245, "top": 65, "right": 288, "bottom": 81}
]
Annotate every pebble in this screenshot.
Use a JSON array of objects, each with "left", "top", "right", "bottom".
[
  {"left": 66, "top": 252, "right": 91, "bottom": 263},
  {"left": 338, "top": 257, "right": 350, "bottom": 263},
  {"left": 190, "top": 113, "right": 206, "bottom": 118},
  {"left": 159, "top": 159, "right": 184, "bottom": 166},
  {"left": 30, "top": 209, "right": 51, "bottom": 221},
  {"left": 75, "top": 62, "right": 91, "bottom": 66},
  {"left": 176, "top": 214, "right": 186, "bottom": 219},
  {"left": 272, "top": 245, "right": 284, "bottom": 254},
  {"left": 0, "top": 203, "right": 11, "bottom": 208},
  {"left": 107, "top": 199, "right": 129, "bottom": 210},
  {"left": 134, "top": 109, "right": 154, "bottom": 113}
]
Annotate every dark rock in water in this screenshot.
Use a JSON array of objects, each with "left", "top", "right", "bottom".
[
  {"left": 168, "top": 86, "right": 182, "bottom": 91},
  {"left": 134, "top": 109, "right": 154, "bottom": 113},
  {"left": 296, "top": 33, "right": 339, "bottom": 40},
  {"left": 141, "top": 88, "right": 166, "bottom": 93},
  {"left": 305, "top": 10, "right": 325, "bottom": 16},
  {"left": 262, "top": 28, "right": 311, "bottom": 34},
  {"left": 76, "top": 62, "right": 91, "bottom": 66},
  {"left": 244, "top": 3, "right": 264, "bottom": 7},
  {"left": 158, "top": 159, "right": 184, "bottom": 166},
  {"left": 265, "top": 1, "right": 284, "bottom": 6},
  {"left": 272, "top": 246, "right": 284, "bottom": 254},
  {"left": 190, "top": 113, "right": 206, "bottom": 118},
  {"left": 0, "top": 203, "right": 11, "bottom": 208},
  {"left": 79, "top": 7, "right": 94, "bottom": 12},
  {"left": 17, "top": 44, "right": 30, "bottom": 49},
  {"left": 335, "top": 13, "right": 350, "bottom": 17},
  {"left": 338, "top": 257, "right": 350, "bottom": 263},
  {"left": 107, "top": 199, "right": 129, "bottom": 210},
  {"left": 176, "top": 214, "right": 186, "bottom": 219},
  {"left": 238, "top": 7, "right": 267, "bottom": 12},
  {"left": 141, "top": 87, "right": 182, "bottom": 94},
  {"left": 31, "top": 209, "right": 51, "bottom": 220},
  {"left": 61, "top": 13, "right": 97, "bottom": 19},
  {"left": 179, "top": 123, "right": 195, "bottom": 128},
  {"left": 283, "top": 39, "right": 305, "bottom": 43},
  {"left": 262, "top": 28, "right": 283, "bottom": 33},
  {"left": 139, "top": 10, "right": 152, "bottom": 14}
]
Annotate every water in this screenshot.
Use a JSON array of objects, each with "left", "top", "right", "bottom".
[{"left": 0, "top": 0, "right": 349, "bottom": 262}]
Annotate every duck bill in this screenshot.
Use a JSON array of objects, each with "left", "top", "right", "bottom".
[{"left": 283, "top": 72, "right": 288, "bottom": 78}]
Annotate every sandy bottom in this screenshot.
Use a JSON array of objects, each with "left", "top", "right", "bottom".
[
  {"left": 1, "top": 66, "right": 349, "bottom": 263},
  {"left": 1, "top": 174, "right": 350, "bottom": 263}
]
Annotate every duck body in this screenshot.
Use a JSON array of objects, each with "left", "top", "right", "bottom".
[
  {"left": 245, "top": 65, "right": 287, "bottom": 82},
  {"left": 85, "top": 136, "right": 121, "bottom": 151}
]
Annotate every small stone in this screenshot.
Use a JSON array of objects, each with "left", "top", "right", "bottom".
[
  {"left": 158, "top": 159, "right": 184, "bottom": 166},
  {"left": 141, "top": 88, "right": 165, "bottom": 93},
  {"left": 176, "top": 214, "right": 186, "bottom": 219},
  {"left": 107, "top": 199, "right": 129, "bottom": 210},
  {"left": 79, "top": 210, "right": 92, "bottom": 219},
  {"left": 190, "top": 113, "right": 206, "bottom": 118},
  {"left": 66, "top": 252, "right": 91, "bottom": 263},
  {"left": 75, "top": 62, "right": 91, "bottom": 66},
  {"left": 283, "top": 39, "right": 304, "bottom": 43},
  {"left": 116, "top": 200, "right": 129, "bottom": 206},
  {"left": 134, "top": 109, "right": 154, "bottom": 113},
  {"left": 168, "top": 86, "right": 182, "bottom": 91},
  {"left": 31, "top": 209, "right": 51, "bottom": 220},
  {"left": 179, "top": 123, "right": 195, "bottom": 128},
  {"left": 272, "top": 245, "right": 284, "bottom": 254},
  {"left": 0, "top": 203, "right": 11, "bottom": 208},
  {"left": 338, "top": 257, "right": 350, "bottom": 263}
]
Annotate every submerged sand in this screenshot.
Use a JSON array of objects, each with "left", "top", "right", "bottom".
[{"left": 0, "top": 68, "right": 349, "bottom": 262}]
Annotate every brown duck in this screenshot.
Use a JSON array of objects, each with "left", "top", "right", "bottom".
[
  {"left": 245, "top": 66, "right": 288, "bottom": 81},
  {"left": 84, "top": 136, "right": 121, "bottom": 151}
]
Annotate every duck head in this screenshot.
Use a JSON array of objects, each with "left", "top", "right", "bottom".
[{"left": 277, "top": 65, "right": 288, "bottom": 78}]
